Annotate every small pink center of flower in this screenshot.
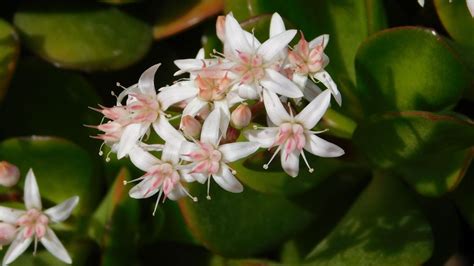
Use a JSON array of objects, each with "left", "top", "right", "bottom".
[
  {"left": 17, "top": 209, "right": 49, "bottom": 239},
  {"left": 275, "top": 122, "right": 306, "bottom": 155},
  {"left": 144, "top": 163, "right": 180, "bottom": 198},
  {"left": 232, "top": 52, "right": 265, "bottom": 85},
  {"left": 195, "top": 75, "right": 231, "bottom": 101},
  {"left": 288, "top": 35, "right": 325, "bottom": 75},
  {"left": 189, "top": 142, "right": 222, "bottom": 175}
]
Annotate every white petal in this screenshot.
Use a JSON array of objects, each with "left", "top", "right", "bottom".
[
  {"left": 237, "top": 84, "right": 260, "bottom": 100},
  {"left": 243, "top": 30, "right": 261, "bottom": 49},
  {"left": 270, "top": 13, "right": 286, "bottom": 37},
  {"left": 180, "top": 171, "right": 196, "bottom": 183},
  {"left": 138, "top": 63, "right": 160, "bottom": 96},
  {"left": 292, "top": 73, "right": 308, "bottom": 89},
  {"left": 152, "top": 116, "right": 185, "bottom": 144},
  {"left": 309, "top": 34, "right": 330, "bottom": 49},
  {"left": 129, "top": 177, "right": 159, "bottom": 199},
  {"left": 179, "top": 141, "right": 199, "bottom": 160},
  {"left": 195, "top": 48, "right": 205, "bottom": 59},
  {"left": 418, "top": 0, "right": 424, "bottom": 6},
  {"left": 243, "top": 128, "right": 278, "bottom": 148},
  {"left": 117, "top": 123, "right": 143, "bottom": 159},
  {"left": 225, "top": 14, "right": 252, "bottom": 55},
  {"left": 226, "top": 90, "right": 245, "bottom": 106},
  {"left": 161, "top": 142, "right": 181, "bottom": 165},
  {"left": 183, "top": 98, "right": 208, "bottom": 117},
  {"left": 295, "top": 89, "right": 331, "bottom": 129},
  {"left": 40, "top": 227, "right": 72, "bottom": 264},
  {"left": 3, "top": 231, "right": 32, "bottom": 265},
  {"left": 214, "top": 100, "right": 230, "bottom": 137},
  {"left": 167, "top": 185, "right": 186, "bottom": 200},
  {"left": 303, "top": 81, "right": 322, "bottom": 102},
  {"left": 281, "top": 150, "right": 300, "bottom": 178},
  {"left": 304, "top": 134, "right": 345, "bottom": 158},
  {"left": 261, "top": 69, "right": 303, "bottom": 98},
  {"left": 262, "top": 89, "right": 291, "bottom": 125},
  {"left": 313, "top": 71, "right": 341, "bottom": 106},
  {"left": 157, "top": 83, "right": 197, "bottom": 110},
  {"left": 128, "top": 145, "right": 160, "bottom": 172},
  {"left": 467, "top": 0, "right": 474, "bottom": 17},
  {"left": 45, "top": 196, "right": 79, "bottom": 223},
  {"left": 258, "top": 30, "right": 296, "bottom": 62},
  {"left": 192, "top": 173, "right": 208, "bottom": 184},
  {"left": 201, "top": 108, "right": 221, "bottom": 145},
  {"left": 24, "top": 169, "right": 42, "bottom": 210},
  {"left": 219, "top": 142, "right": 260, "bottom": 162},
  {"left": 213, "top": 165, "right": 243, "bottom": 193},
  {"left": 0, "top": 207, "right": 25, "bottom": 224}
]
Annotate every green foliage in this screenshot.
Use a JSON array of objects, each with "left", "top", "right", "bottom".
[{"left": 0, "top": 19, "right": 18, "bottom": 101}]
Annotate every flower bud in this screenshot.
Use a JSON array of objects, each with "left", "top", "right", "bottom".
[
  {"left": 220, "top": 126, "right": 240, "bottom": 144},
  {"left": 216, "top": 16, "right": 226, "bottom": 42},
  {"left": 0, "top": 161, "right": 20, "bottom": 187},
  {"left": 0, "top": 223, "right": 17, "bottom": 246},
  {"left": 231, "top": 104, "right": 252, "bottom": 129},
  {"left": 181, "top": 116, "right": 202, "bottom": 138}
]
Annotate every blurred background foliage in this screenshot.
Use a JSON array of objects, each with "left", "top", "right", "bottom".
[{"left": 0, "top": 0, "right": 473, "bottom": 265}]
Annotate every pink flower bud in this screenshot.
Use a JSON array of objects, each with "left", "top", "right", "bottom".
[
  {"left": 220, "top": 126, "right": 240, "bottom": 144},
  {"left": 0, "top": 161, "right": 20, "bottom": 187},
  {"left": 231, "top": 104, "right": 252, "bottom": 129},
  {"left": 181, "top": 116, "right": 202, "bottom": 138},
  {"left": 216, "top": 16, "right": 226, "bottom": 42},
  {"left": 0, "top": 223, "right": 17, "bottom": 246}
]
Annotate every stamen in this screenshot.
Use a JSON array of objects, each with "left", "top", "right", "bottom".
[
  {"left": 152, "top": 189, "right": 163, "bottom": 216},
  {"left": 287, "top": 102, "right": 294, "bottom": 117},
  {"left": 182, "top": 187, "right": 198, "bottom": 202},
  {"left": 33, "top": 236, "right": 38, "bottom": 256},
  {"left": 168, "top": 114, "right": 182, "bottom": 121},
  {"left": 300, "top": 150, "right": 314, "bottom": 174},
  {"left": 263, "top": 146, "right": 282, "bottom": 169},
  {"left": 206, "top": 176, "right": 212, "bottom": 200},
  {"left": 309, "top": 129, "right": 329, "bottom": 134},
  {"left": 105, "top": 150, "right": 113, "bottom": 162},
  {"left": 123, "top": 176, "right": 145, "bottom": 185},
  {"left": 116, "top": 82, "right": 127, "bottom": 90},
  {"left": 98, "top": 142, "right": 105, "bottom": 156}
]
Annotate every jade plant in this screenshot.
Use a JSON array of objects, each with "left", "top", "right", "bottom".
[{"left": 0, "top": 0, "right": 473, "bottom": 265}]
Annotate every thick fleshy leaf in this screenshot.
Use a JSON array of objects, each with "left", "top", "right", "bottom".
[
  {"left": 88, "top": 168, "right": 140, "bottom": 265},
  {"left": 353, "top": 111, "right": 474, "bottom": 169},
  {"left": 0, "top": 137, "right": 99, "bottom": 215},
  {"left": 0, "top": 19, "right": 19, "bottom": 102},
  {"left": 305, "top": 174, "right": 433, "bottom": 265},
  {"left": 14, "top": 2, "right": 152, "bottom": 71},
  {"left": 434, "top": 0, "right": 474, "bottom": 49},
  {"left": 453, "top": 164, "right": 474, "bottom": 229},
  {"left": 225, "top": 0, "right": 387, "bottom": 116},
  {"left": 0, "top": 59, "right": 101, "bottom": 154},
  {"left": 178, "top": 183, "right": 313, "bottom": 256},
  {"left": 354, "top": 27, "right": 470, "bottom": 115},
  {"left": 152, "top": 0, "right": 223, "bottom": 40}
]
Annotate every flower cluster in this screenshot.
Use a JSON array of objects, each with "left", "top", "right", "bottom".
[
  {"left": 91, "top": 12, "right": 344, "bottom": 213},
  {"left": 0, "top": 168, "right": 79, "bottom": 265}
]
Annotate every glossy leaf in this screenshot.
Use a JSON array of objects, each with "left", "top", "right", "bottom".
[
  {"left": 0, "top": 137, "right": 99, "bottom": 215},
  {"left": 353, "top": 111, "right": 474, "bottom": 168},
  {"left": 14, "top": 2, "right": 152, "bottom": 71},
  {"left": 0, "top": 59, "right": 101, "bottom": 154},
  {"left": 178, "top": 183, "right": 314, "bottom": 257},
  {"left": 434, "top": 0, "right": 474, "bottom": 49},
  {"left": 232, "top": 150, "right": 347, "bottom": 196},
  {"left": 88, "top": 168, "right": 140, "bottom": 265},
  {"left": 306, "top": 174, "right": 433, "bottom": 265},
  {"left": 152, "top": 0, "right": 224, "bottom": 40},
  {"left": 354, "top": 27, "right": 470, "bottom": 115},
  {"left": 453, "top": 164, "right": 474, "bottom": 229},
  {"left": 0, "top": 19, "right": 19, "bottom": 102}
]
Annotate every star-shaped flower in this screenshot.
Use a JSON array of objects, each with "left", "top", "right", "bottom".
[{"left": 0, "top": 169, "right": 79, "bottom": 265}]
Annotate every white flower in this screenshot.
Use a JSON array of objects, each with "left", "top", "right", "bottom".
[
  {"left": 218, "top": 13, "right": 303, "bottom": 100},
  {"left": 244, "top": 90, "right": 344, "bottom": 177},
  {"left": 180, "top": 109, "right": 259, "bottom": 198},
  {"left": 126, "top": 143, "right": 198, "bottom": 215},
  {"left": 0, "top": 169, "right": 79, "bottom": 265},
  {"left": 91, "top": 64, "right": 193, "bottom": 160}
]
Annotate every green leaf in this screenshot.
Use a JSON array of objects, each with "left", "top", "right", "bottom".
[
  {"left": 353, "top": 111, "right": 474, "bottom": 168},
  {"left": 232, "top": 150, "right": 347, "bottom": 196},
  {"left": 178, "top": 183, "right": 314, "bottom": 257},
  {"left": 152, "top": 0, "right": 223, "bottom": 40},
  {"left": 453, "top": 164, "right": 474, "bottom": 229},
  {"left": 0, "top": 137, "right": 100, "bottom": 215},
  {"left": 0, "top": 19, "right": 19, "bottom": 102},
  {"left": 354, "top": 27, "right": 470, "bottom": 115},
  {"left": 434, "top": 0, "right": 474, "bottom": 49},
  {"left": 88, "top": 168, "right": 140, "bottom": 265},
  {"left": 305, "top": 173, "right": 434, "bottom": 265},
  {"left": 0, "top": 59, "right": 101, "bottom": 154},
  {"left": 225, "top": 0, "right": 387, "bottom": 117},
  {"left": 13, "top": 2, "right": 152, "bottom": 71}
]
